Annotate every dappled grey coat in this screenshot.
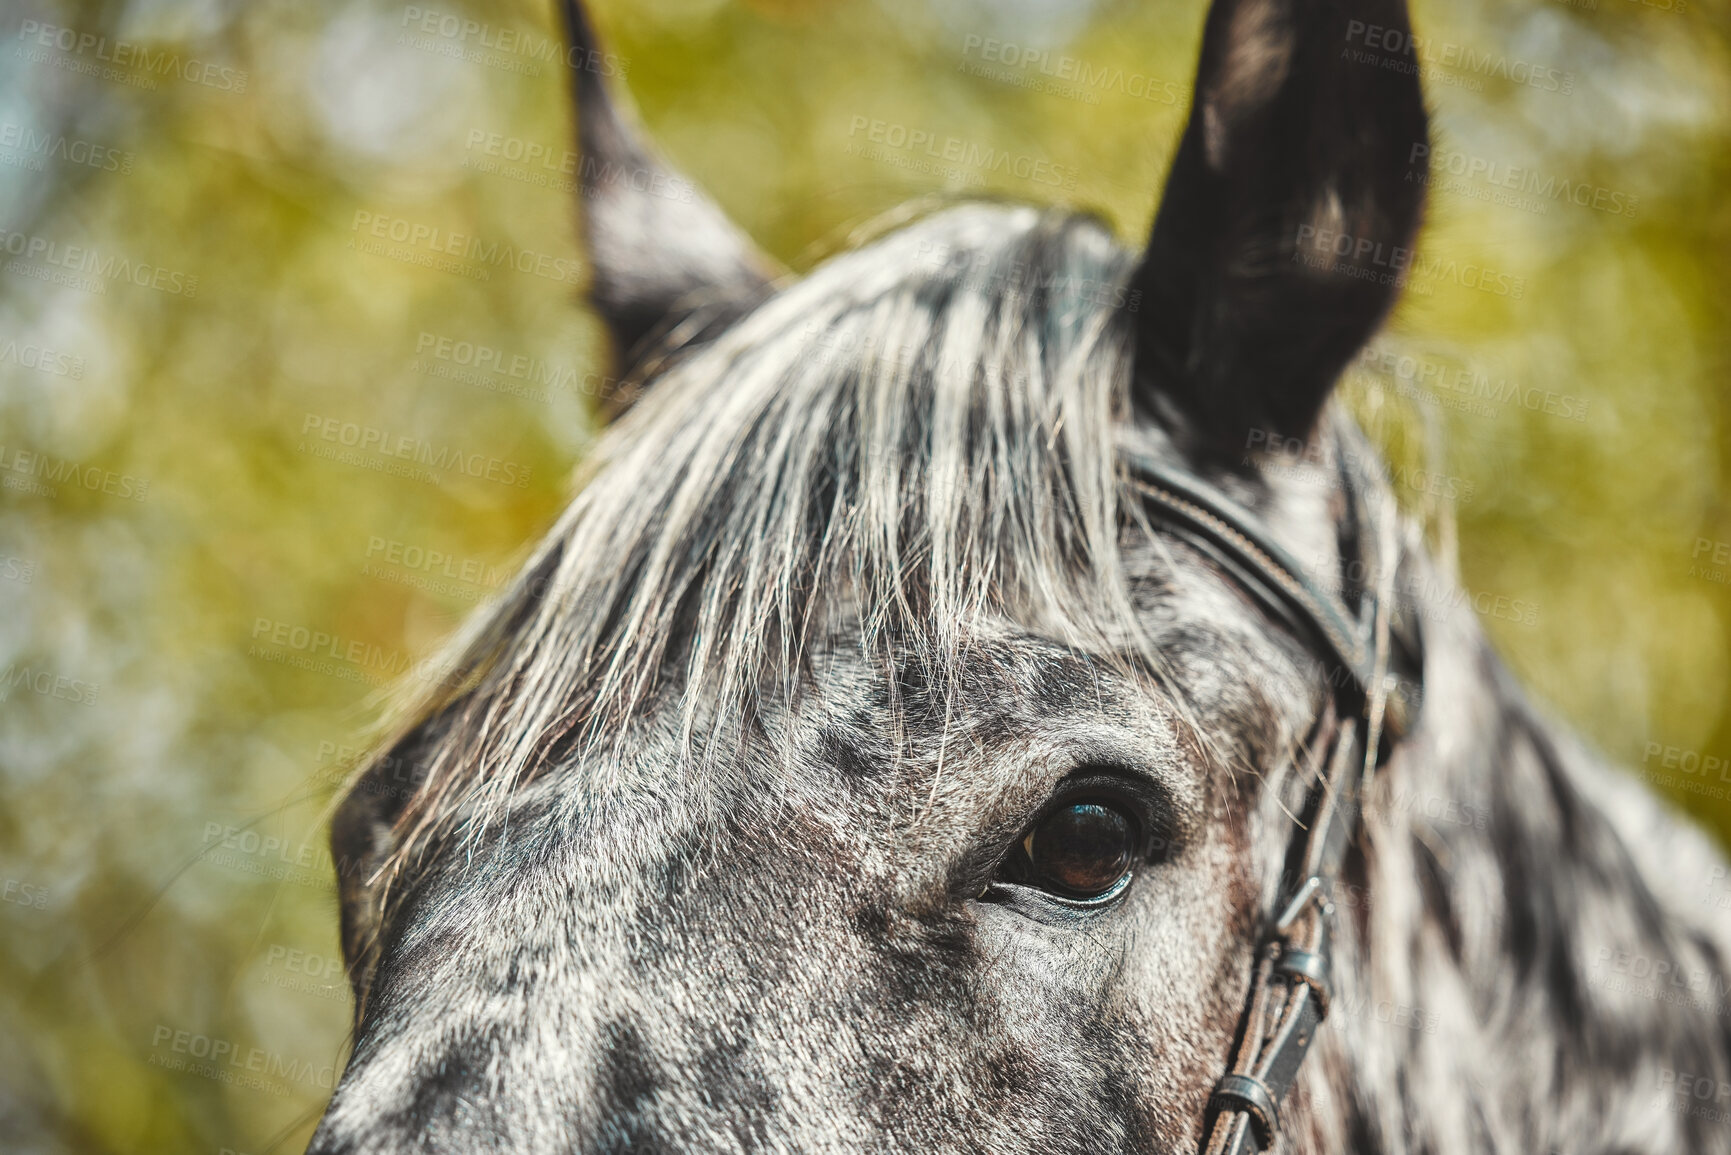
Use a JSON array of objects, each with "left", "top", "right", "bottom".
[{"left": 308, "top": 0, "right": 1731, "bottom": 1151}]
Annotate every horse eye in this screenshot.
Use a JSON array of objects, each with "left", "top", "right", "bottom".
[{"left": 1010, "top": 800, "right": 1138, "bottom": 900}]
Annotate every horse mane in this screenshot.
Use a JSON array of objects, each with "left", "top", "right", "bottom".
[
  {"left": 367, "top": 202, "right": 1157, "bottom": 892},
  {"left": 338, "top": 197, "right": 1731, "bottom": 1155}
]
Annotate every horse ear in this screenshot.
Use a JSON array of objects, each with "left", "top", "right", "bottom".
[
  {"left": 558, "top": 0, "right": 780, "bottom": 386},
  {"left": 1128, "top": 0, "right": 1428, "bottom": 453},
  {"left": 327, "top": 718, "right": 444, "bottom": 1006}
]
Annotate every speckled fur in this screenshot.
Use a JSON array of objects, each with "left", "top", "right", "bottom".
[
  {"left": 309, "top": 202, "right": 1731, "bottom": 1154},
  {"left": 309, "top": 0, "right": 1731, "bottom": 1148}
]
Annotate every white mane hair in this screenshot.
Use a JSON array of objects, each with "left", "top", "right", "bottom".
[{"left": 373, "top": 203, "right": 1161, "bottom": 885}]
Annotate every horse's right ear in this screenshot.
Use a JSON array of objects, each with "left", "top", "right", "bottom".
[
  {"left": 559, "top": 0, "right": 780, "bottom": 401},
  {"left": 1128, "top": 0, "right": 1428, "bottom": 455}
]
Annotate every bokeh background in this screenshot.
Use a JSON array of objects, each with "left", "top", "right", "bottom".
[{"left": 0, "top": 0, "right": 1727, "bottom": 1149}]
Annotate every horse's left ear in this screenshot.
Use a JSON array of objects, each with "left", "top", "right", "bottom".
[
  {"left": 326, "top": 712, "right": 446, "bottom": 1012},
  {"left": 558, "top": 0, "right": 781, "bottom": 389},
  {"left": 1128, "top": 0, "right": 1428, "bottom": 453}
]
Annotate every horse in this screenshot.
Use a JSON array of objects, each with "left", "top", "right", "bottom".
[{"left": 308, "top": 0, "right": 1731, "bottom": 1151}]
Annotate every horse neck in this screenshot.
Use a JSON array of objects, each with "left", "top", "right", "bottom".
[{"left": 1304, "top": 544, "right": 1731, "bottom": 1155}]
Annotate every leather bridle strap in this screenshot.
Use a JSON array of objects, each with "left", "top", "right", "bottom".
[
  {"left": 1121, "top": 450, "right": 1417, "bottom": 1155},
  {"left": 1201, "top": 711, "right": 1364, "bottom": 1155}
]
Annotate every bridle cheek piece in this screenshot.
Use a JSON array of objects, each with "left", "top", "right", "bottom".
[{"left": 1124, "top": 449, "right": 1424, "bottom": 1155}]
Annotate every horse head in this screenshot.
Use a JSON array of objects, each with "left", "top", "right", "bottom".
[{"left": 309, "top": 2, "right": 1731, "bottom": 1152}]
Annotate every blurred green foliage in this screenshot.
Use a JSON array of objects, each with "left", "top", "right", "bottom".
[{"left": 0, "top": 0, "right": 1727, "bottom": 1149}]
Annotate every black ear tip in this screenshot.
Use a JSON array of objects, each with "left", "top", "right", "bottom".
[
  {"left": 556, "top": 0, "right": 599, "bottom": 62},
  {"left": 1129, "top": 0, "right": 1429, "bottom": 450}
]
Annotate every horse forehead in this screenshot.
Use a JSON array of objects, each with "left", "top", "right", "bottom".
[
  {"left": 457, "top": 644, "right": 1177, "bottom": 893},
  {"left": 787, "top": 562, "right": 1312, "bottom": 745},
  {"left": 557, "top": 594, "right": 1285, "bottom": 826},
  {"left": 801, "top": 636, "right": 1150, "bottom": 729},
  {"left": 465, "top": 570, "right": 1303, "bottom": 918}
]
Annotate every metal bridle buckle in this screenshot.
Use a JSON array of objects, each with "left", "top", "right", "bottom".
[
  {"left": 1208, "top": 1074, "right": 1281, "bottom": 1148},
  {"left": 1272, "top": 875, "right": 1336, "bottom": 1020},
  {"left": 1275, "top": 948, "right": 1332, "bottom": 1021},
  {"left": 1272, "top": 875, "right": 1331, "bottom": 938}
]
